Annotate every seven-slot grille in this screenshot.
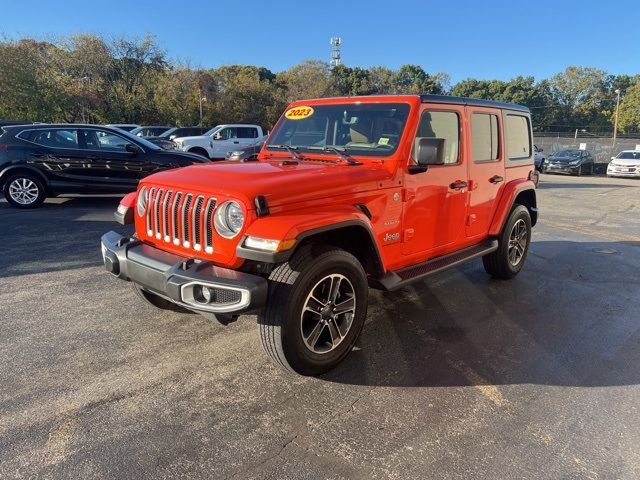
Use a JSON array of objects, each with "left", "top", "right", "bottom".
[{"left": 145, "top": 188, "right": 217, "bottom": 254}]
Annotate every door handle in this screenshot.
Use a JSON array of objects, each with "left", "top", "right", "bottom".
[
  {"left": 489, "top": 175, "right": 504, "bottom": 184},
  {"left": 449, "top": 180, "right": 468, "bottom": 190},
  {"left": 32, "top": 151, "right": 45, "bottom": 158},
  {"left": 233, "top": 141, "right": 240, "bottom": 144}
]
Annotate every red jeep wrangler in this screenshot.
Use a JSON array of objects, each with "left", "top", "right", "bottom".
[{"left": 101, "top": 95, "right": 538, "bottom": 375}]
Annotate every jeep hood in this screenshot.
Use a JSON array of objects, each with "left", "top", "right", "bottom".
[{"left": 143, "top": 159, "right": 388, "bottom": 209}]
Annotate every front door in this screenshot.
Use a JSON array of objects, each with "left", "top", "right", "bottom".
[
  {"left": 401, "top": 105, "right": 468, "bottom": 258},
  {"left": 211, "top": 126, "right": 260, "bottom": 158},
  {"left": 465, "top": 108, "right": 505, "bottom": 239},
  {"left": 78, "top": 128, "right": 151, "bottom": 191}
]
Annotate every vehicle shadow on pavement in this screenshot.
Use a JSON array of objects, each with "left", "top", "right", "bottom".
[
  {"left": 0, "top": 196, "right": 130, "bottom": 278},
  {"left": 323, "top": 240, "right": 640, "bottom": 389}
]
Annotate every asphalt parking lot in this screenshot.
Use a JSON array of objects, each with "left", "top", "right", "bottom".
[{"left": 1, "top": 174, "right": 639, "bottom": 479}]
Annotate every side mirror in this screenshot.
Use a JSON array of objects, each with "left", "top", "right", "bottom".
[
  {"left": 125, "top": 143, "right": 140, "bottom": 154},
  {"left": 611, "top": 156, "right": 616, "bottom": 160},
  {"left": 539, "top": 148, "right": 543, "bottom": 152},
  {"left": 410, "top": 137, "right": 444, "bottom": 173}
]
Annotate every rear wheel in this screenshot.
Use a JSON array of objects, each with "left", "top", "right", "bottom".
[
  {"left": 3, "top": 173, "right": 46, "bottom": 208},
  {"left": 258, "top": 246, "right": 368, "bottom": 376},
  {"left": 130, "top": 282, "right": 191, "bottom": 313},
  {"left": 482, "top": 205, "right": 532, "bottom": 279}
]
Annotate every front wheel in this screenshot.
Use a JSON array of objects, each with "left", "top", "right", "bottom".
[
  {"left": 188, "top": 148, "right": 210, "bottom": 159},
  {"left": 482, "top": 205, "right": 532, "bottom": 279},
  {"left": 258, "top": 246, "right": 368, "bottom": 375}
]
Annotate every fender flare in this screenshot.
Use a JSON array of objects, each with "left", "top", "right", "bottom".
[
  {"left": 488, "top": 179, "right": 537, "bottom": 236},
  {"left": 119, "top": 191, "right": 137, "bottom": 209},
  {"left": 237, "top": 209, "right": 385, "bottom": 276}
]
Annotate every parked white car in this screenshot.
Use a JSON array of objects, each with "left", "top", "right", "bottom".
[
  {"left": 173, "top": 124, "right": 265, "bottom": 159},
  {"left": 607, "top": 150, "right": 640, "bottom": 178}
]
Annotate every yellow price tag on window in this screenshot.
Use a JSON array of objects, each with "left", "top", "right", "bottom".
[{"left": 285, "top": 106, "right": 314, "bottom": 120}]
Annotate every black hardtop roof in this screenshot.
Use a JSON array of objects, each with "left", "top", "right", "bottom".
[{"left": 420, "top": 94, "right": 530, "bottom": 113}]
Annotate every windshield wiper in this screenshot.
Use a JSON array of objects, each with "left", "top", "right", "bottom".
[
  {"left": 306, "top": 146, "right": 362, "bottom": 165},
  {"left": 266, "top": 144, "right": 303, "bottom": 161}
]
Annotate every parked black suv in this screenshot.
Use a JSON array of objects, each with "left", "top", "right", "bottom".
[{"left": 0, "top": 124, "right": 208, "bottom": 208}]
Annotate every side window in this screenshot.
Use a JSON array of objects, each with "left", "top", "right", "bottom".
[
  {"left": 471, "top": 113, "right": 500, "bottom": 162},
  {"left": 25, "top": 129, "right": 79, "bottom": 149},
  {"left": 93, "top": 130, "right": 130, "bottom": 151},
  {"left": 505, "top": 114, "right": 531, "bottom": 160},
  {"left": 217, "top": 128, "right": 237, "bottom": 140},
  {"left": 414, "top": 111, "right": 459, "bottom": 164},
  {"left": 241, "top": 127, "right": 259, "bottom": 138}
]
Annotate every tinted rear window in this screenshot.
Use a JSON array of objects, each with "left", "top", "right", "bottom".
[{"left": 505, "top": 115, "right": 531, "bottom": 160}]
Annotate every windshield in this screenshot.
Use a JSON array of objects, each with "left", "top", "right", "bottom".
[
  {"left": 554, "top": 150, "right": 581, "bottom": 158},
  {"left": 116, "top": 129, "right": 161, "bottom": 151},
  {"left": 267, "top": 103, "right": 411, "bottom": 157},
  {"left": 617, "top": 151, "right": 640, "bottom": 159}
]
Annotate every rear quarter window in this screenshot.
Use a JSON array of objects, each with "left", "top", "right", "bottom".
[{"left": 505, "top": 114, "right": 532, "bottom": 160}]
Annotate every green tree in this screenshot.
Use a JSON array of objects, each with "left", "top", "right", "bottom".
[
  {"left": 548, "top": 66, "right": 613, "bottom": 129},
  {"left": 276, "top": 60, "right": 336, "bottom": 103},
  {"left": 618, "top": 80, "right": 640, "bottom": 133},
  {"left": 367, "top": 66, "right": 396, "bottom": 94},
  {"left": 394, "top": 64, "right": 444, "bottom": 94},
  {"left": 331, "top": 64, "right": 371, "bottom": 96}
]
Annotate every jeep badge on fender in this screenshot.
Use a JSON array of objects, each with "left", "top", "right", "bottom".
[{"left": 101, "top": 94, "right": 538, "bottom": 376}]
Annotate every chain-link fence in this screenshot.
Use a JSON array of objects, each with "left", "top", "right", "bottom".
[{"left": 533, "top": 134, "right": 640, "bottom": 173}]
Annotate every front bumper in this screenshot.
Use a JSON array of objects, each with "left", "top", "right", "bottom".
[
  {"left": 544, "top": 164, "right": 580, "bottom": 175},
  {"left": 607, "top": 166, "right": 640, "bottom": 177},
  {"left": 101, "top": 231, "right": 267, "bottom": 316}
]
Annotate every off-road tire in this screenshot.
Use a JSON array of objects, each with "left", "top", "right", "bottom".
[
  {"left": 258, "top": 246, "right": 368, "bottom": 376},
  {"left": 3, "top": 172, "right": 46, "bottom": 208},
  {"left": 482, "top": 205, "right": 532, "bottom": 280},
  {"left": 131, "top": 282, "right": 191, "bottom": 313}
]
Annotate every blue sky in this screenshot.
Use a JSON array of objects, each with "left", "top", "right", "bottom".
[{"left": 2, "top": 0, "right": 638, "bottom": 83}]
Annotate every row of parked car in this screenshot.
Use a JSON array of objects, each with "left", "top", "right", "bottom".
[
  {"left": 533, "top": 145, "right": 640, "bottom": 178},
  {"left": 105, "top": 123, "right": 266, "bottom": 160},
  {"left": 0, "top": 121, "right": 266, "bottom": 208}
]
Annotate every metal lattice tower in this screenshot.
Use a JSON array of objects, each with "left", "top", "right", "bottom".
[{"left": 330, "top": 37, "right": 342, "bottom": 67}]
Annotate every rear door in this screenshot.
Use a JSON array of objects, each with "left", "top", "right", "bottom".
[
  {"left": 465, "top": 108, "right": 505, "bottom": 239},
  {"left": 20, "top": 128, "right": 88, "bottom": 191}
]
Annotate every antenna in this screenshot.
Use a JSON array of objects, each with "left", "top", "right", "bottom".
[{"left": 330, "top": 37, "right": 342, "bottom": 67}]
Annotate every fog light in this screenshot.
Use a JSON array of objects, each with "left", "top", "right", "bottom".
[{"left": 193, "top": 285, "right": 213, "bottom": 304}]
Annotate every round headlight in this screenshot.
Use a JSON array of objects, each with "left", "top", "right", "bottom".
[
  {"left": 214, "top": 201, "right": 244, "bottom": 238},
  {"left": 137, "top": 186, "right": 147, "bottom": 216}
]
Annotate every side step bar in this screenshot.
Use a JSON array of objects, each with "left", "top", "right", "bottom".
[{"left": 372, "top": 239, "right": 498, "bottom": 291}]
